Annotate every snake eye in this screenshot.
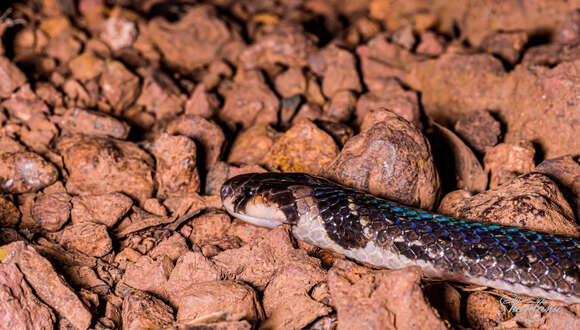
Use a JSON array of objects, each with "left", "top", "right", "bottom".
[{"left": 243, "top": 187, "right": 254, "bottom": 197}]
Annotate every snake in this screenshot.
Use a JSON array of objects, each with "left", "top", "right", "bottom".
[{"left": 220, "top": 172, "right": 580, "bottom": 304}]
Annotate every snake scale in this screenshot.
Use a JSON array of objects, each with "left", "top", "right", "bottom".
[{"left": 220, "top": 172, "right": 580, "bottom": 304}]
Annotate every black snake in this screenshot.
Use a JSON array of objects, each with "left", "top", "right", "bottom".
[{"left": 220, "top": 172, "right": 580, "bottom": 304}]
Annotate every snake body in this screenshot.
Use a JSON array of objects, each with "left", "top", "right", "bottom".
[{"left": 220, "top": 172, "right": 580, "bottom": 303}]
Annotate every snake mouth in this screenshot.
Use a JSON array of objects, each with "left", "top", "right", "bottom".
[{"left": 220, "top": 175, "right": 287, "bottom": 228}]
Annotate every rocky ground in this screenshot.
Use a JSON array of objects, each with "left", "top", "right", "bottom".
[{"left": 1, "top": 0, "right": 580, "bottom": 329}]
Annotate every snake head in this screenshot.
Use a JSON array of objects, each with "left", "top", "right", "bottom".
[
  {"left": 221, "top": 173, "right": 294, "bottom": 228},
  {"left": 220, "top": 172, "right": 326, "bottom": 228}
]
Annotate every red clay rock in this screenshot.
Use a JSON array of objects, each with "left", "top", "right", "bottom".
[
  {"left": 60, "top": 222, "right": 113, "bottom": 257},
  {"left": 71, "top": 192, "right": 133, "bottom": 227},
  {"left": 0, "top": 56, "right": 27, "bottom": 98},
  {"left": 219, "top": 70, "right": 279, "bottom": 129},
  {"left": 536, "top": 156, "right": 580, "bottom": 220},
  {"left": 2, "top": 84, "right": 50, "bottom": 122},
  {"left": 308, "top": 44, "right": 362, "bottom": 97},
  {"left": 99, "top": 60, "right": 140, "bottom": 115},
  {"left": 324, "top": 110, "right": 440, "bottom": 209},
  {"left": 466, "top": 292, "right": 505, "bottom": 328},
  {"left": 431, "top": 122, "right": 487, "bottom": 193},
  {"left": 228, "top": 124, "right": 281, "bottom": 166},
  {"left": 406, "top": 53, "right": 506, "bottom": 126},
  {"left": 32, "top": 192, "right": 72, "bottom": 231},
  {"left": 291, "top": 102, "right": 323, "bottom": 126},
  {"left": 355, "top": 78, "right": 421, "bottom": 127},
  {"left": 166, "top": 115, "right": 226, "bottom": 169},
  {"left": 240, "top": 23, "right": 317, "bottom": 69},
  {"left": 261, "top": 260, "right": 331, "bottom": 329},
  {"left": 122, "top": 255, "right": 174, "bottom": 300},
  {"left": 454, "top": 110, "right": 501, "bottom": 154},
  {"left": 274, "top": 67, "right": 307, "bottom": 98},
  {"left": 149, "top": 233, "right": 189, "bottom": 262},
  {"left": 176, "top": 281, "right": 264, "bottom": 325},
  {"left": 136, "top": 69, "right": 185, "bottom": 120},
  {"left": 68, "top": 53, "right": 104, "bottom": 81},
  {"left": 323, "top": 90, "right": 356, "bottom": 123},
  {"left": 264, "top": 119, "right": 338, "bottom": 176},
  {"left": 184, "top": 84, "right": 219, "bottom": 118},
  {"left": 152, "top": 134, "right": 200, "bottom": 198},
  {"left": 416, "top": 31, "right": 445, "bottom": 57},
  {"left": 1, "top": 241, "right": 92, "bottom": 329},
  {"left": 0, "top": 196, "right": 20, "bottom": 227},
  {"left": 189, "top": 211, "right": 232, "bottom": 246},
  {"left": 100, "top": 8, "right": 138, "bottom": 51},
  {"left": 439, "top": 173, "right": 579, "bottom": 237},
  {"left": 122, "top": 290, "right": 174, "bottom": 330},
  {"left": 328, "top": 259, "right": 446, "bottom": 330},
  {"left": 213, "top": 225, "right": 320, "bottom": 290},
  {"left": 357, "top": 34, "right": 419, "bottom": 92},
  {"left": 166, "top": 251, "right": 223, "bottom": 304},
  {"left": 56, "top": 135, "right": 155, "bottom": 204},
  {"left": 0, "top": 263, "right": 56, "bottom": 329},
  {"left": 0, "top": 152, "right": 58, "bottom": 194},
  {"left": 484, "top": 141, "right": 536, "bottom": 189},
  {"left": 59, "top": 108, "right": 131, "bottom": 139},
  {"left": 19, "top": 116, "right": 59, "bottom": 153},
  {"left": 148, "top": 5, "right": 241, "bottom": 72},
  {"left": 481, "top": 31, "right": 528, "bottom": 65}
]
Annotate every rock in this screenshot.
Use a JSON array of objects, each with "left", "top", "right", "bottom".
[
  {"left": 166, "top": 115, "right": 226, "bottom": 169},
  {"left": 416, "top": 31, "right": 445, "bottom": 57},
  {"left": 148, "top": 5, "right": 241, "bottom": 71},
  {"left": 439, "top": 173, "right": 579, "bottom": 237},
  {"left": 2, "top": 84, "right": 50, "bottom": 122},
  {"left": 189, "top": 211, "right": 232, "bottom": 246},
  {"left": 261, "top": 260, "right": 331, "bottom": 329},
  {"left": 152, "top": 134, "right": 201, "bottom": 198},
  {"left": 166, "top": 251, "right": 223, "bottom": 305},
  {"left": 355, "top": 78, "right": 421, "bottom": 128},
  {"left": 308, "top": 44, "right": 362, "bottom": 98},
  {"left": 71, "top": 192, "right": 133, "bottom": 227},
  {"left": 32, "top": 192, "right": 72, "bottom": 231},
  {"left": 184, "top": 84, "right": 219, "bottom": 118},
  {"left": 56, "top": 135, "right": 155, "bottom": 204},
  {"left": 1, "top": 241, "right": 92, "bottom": 329},
  {"left": 58, "top": 108, "right": 131, "bottom": 139},
  {"left": 68, "top": 53, "right": 104, "bottom": 81},
  {"left": 60, "top": 222, "right": 113, "bottom": 257},
  {"left": 454, "top": 110, "right": 501, "bottom": 154},
  {"left": 328, "top": 259, "right": 446, "bottom": 329},
  {"left": 122, "top": 255, "right": 174, "bottom": 300},
  {"left": 274, "top": 67, "right": 307, "bottom": 98},
  {"left": 0, "top": 152, "right": 58, "bottom": 194},
  {"left": 424, "top": 282, "right": 462, "bottom": 325},
  {"left": 484, "top": 141, "right": 536, "bottom": 189},
  {"left": 228, "top": 125, "right": 281, "bottom": 166},
  {"left": 406, "top": 53, "right": 506, "bottom": 126},
  {"left": 0, "top": 56, "right": 27, "bottom": 98},
  {"left": 240, "top": 23, "right": 317, "bottom": 69},
  {"left": 264, "top": 120, "right": 339, "bottom": 176},
  {"left": 176, "top": 281, "right": 264, "bottom": 325},
  {"left": 122, "top": 290, "right": 174, "bottom": 330},
  {"left": 465, "top": 292, "right": 504, "bottom": 329},
  {"left": 100, "top": 8, "right": 138, "bottom": 51},
  {"left": 324, "top": 110, "right": 440, "bottom": 209},
  {"left": 536, "top": 156, "right": 580, "bottom": 220},
  {"left": 430, "top": 122, "right": 487, "bottom": 193},
  {"left": 219, "top": 70, "right": 279, "bottom": 129},
  {"left": 481, "top": 31, "right": 528, "bottom": 65},
  {"left": 136, "top": 69, "right": 184, "bottom": 120},
  {"left": 0, "top": 263, "right": 56, "bottom": 329},
  {"left": 323, "top": 90, "right": 356, "bottom": 123},
  {"left": 0, "top": 196, "right": 20, "bottom": 227},
  {"left": 99, "top": 60, "right": 140, "bottom": 114}
]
